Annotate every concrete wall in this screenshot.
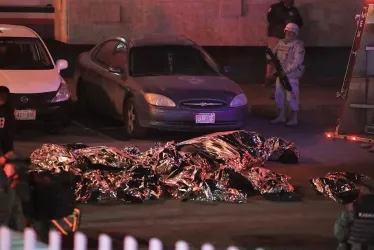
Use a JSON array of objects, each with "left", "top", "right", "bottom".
[
  {"left": 0, "top": 0, "right": 52, "bottom": 5},
  {"left": 0, "top": 3, "right": 55, "bottom": 38},
  {"left": 59, "top": 0, "right": 365, "bottom": 46}
]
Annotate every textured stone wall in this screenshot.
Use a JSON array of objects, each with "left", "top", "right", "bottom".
[{"left": 64, "top": 0, "right": 364, "bottom": 46}]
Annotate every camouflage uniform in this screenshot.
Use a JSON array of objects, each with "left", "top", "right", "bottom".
[
  {"left": 272, "top": 38, "right": 305, "bottom": 112},
  {"left": 335, "top": 190, "right": 374, "bottom": 250},
  {"left": 334, "top": 210, "right": 354, "bottom": 250}
]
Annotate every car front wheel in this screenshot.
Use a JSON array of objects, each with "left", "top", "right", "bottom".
[{"left": 123, "top": 98, "right": 147, "bottom": 139}]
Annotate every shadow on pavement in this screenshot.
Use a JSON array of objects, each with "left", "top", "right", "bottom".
[
  {"left": 13, "top": 101, "right": 338, "bottom": 147},
  {"left": 250, "top": 106, "right": 339, "bottom": 129},
  {"left": 71, "top": 101, "right": 335, "bottom": 142},
  {"left": 70, "top": 104, "right": 230, "bottom": 142}
]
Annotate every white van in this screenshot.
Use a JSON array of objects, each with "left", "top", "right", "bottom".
[{"left": 0, "top": 24, "right": 71, "bottom": 128}]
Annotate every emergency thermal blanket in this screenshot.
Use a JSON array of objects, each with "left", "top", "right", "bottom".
[
  {"left": 29, "top": 130, "right": 299, "bottom": 204},
  {"left": 310, "top": 172, "right": 371, "bottom": 204}
]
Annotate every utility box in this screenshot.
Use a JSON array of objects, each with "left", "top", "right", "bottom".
[
  {"left": 366, "top": 45, "right": 374, "bottom": 76},
  {"left": 366, "top": 45, "right": 374, "bottom": 134}
]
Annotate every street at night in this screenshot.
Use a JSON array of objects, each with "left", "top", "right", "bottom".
[
  {"left": 1, "top": 99, "right": 372, "bottom": 249},
  {"left": 0, "top": 0, "right": 373, "bottom": 249}
]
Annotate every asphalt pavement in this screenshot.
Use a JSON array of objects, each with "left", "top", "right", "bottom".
[{"left": 0, "top": 101, "right": 372, "bottom": 250}]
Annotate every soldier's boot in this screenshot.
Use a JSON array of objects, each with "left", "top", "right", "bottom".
[
  {"left": 286, "top": 111, "right": 298, "bottom": 126},
  {"left": 271, "top": 109, "right": 286, "bottom": 124}
]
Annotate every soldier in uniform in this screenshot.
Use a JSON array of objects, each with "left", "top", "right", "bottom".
[
  {"left": 268, "top": 23, "right": 305, "bottom": 126},
  {"left": 265, "top": 0, "right": 303, "bottom": 99},
  {"left": 334, "top": 179, "right": 374, "bottom": 250}
]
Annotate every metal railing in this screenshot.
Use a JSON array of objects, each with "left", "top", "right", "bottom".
[{"left": 0, "top": 226, "right": 266, "bottom": 250}]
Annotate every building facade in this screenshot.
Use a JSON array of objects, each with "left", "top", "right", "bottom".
[{"left": 0, "top": 0, "right": 364, "bottom": 46}]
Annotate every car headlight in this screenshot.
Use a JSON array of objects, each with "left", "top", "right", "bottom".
[
  {"left": 144, "top": 93, "right": 176, "bottom": 107},
  {"left": 52, "top": 82, "right": 71, "bottom": 103},
  {"left": 229, "top": 93, "right": 247, "bottom": 107}
]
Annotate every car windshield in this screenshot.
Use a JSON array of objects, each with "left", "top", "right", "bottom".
[
  {"left": 0, "top": 37, "right": 54, "bottom": 70},
  {"left": 129, "top": 45, "right": 220, "bottom": 76}
]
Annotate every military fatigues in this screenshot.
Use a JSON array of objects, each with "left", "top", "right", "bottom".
[
  {"left": 335, "top": 195, "right": 374, "bottom": 250},
  {"left": 335, "top": 210, "right": 354, "bottom": 250},
  {"left": 272, "top": 39, "right": 305, "bottom": 112}
]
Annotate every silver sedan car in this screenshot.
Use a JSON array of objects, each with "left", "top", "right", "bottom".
[{"left": 73, "top": 35, "right": 248, "bottom": 138}]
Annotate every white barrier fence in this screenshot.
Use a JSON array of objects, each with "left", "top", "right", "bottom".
[{"left": 0, "top": 226, "right": 265, "bottom": 250}]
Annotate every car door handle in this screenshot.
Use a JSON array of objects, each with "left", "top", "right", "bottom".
[{"left": 108, "top": 67, "right": 124, "bottom": 75}]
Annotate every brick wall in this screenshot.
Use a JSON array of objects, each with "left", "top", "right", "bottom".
[{"left": 61, "top": 0, "right": 364, "bottom": 46}]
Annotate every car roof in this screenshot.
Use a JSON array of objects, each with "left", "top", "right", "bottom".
[
  {"left": 131, "top": 35, "right": 195, "bottom": 47},
  {"left": 0, "top": 24, "right": 38, "bottom": 38}
]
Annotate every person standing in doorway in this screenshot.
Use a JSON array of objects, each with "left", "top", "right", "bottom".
[{"left": 265, "top": 0, "right": 303, "bottom": 90}]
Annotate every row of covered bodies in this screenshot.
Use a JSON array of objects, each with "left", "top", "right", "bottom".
[
  {"left": 28, "top": 129, "right": 369, "bottom": 205},
  {"left": 29, "top": 130, "right": 300, "bottom": 204}
]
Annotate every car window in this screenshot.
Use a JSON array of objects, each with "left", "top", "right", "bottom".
[
  {"left": 94, "top": 41, "right": 127, "bottom": 70},
  {"left": 0, "top": 37, "right": 54, "bottom": 70},
  {"left": 129, "top": 45, "right": 220, "bottom": 77},
  {"left": 94, "top": 40, "right": 118, "bottom": 66},
  {"left": 198, "top": 48, "right": 221, "bottom": 73},
  {"left": 107, "top": 43, "right": 127, "bottom": 70}
]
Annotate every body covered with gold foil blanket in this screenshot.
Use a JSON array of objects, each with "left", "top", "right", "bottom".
[
  {"left": 29, "top": 130, "right": 300, "bottom": 203},
  {"left": 310, "top": 172, "right": 372, "bottom": 204}
]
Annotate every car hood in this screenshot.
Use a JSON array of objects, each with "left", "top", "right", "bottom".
[
  {"left": 0, "top": 69, "right": 61, "bottom": 94},
  {"left": 132, "top": 75, "right": 243, "bottom": 102}
]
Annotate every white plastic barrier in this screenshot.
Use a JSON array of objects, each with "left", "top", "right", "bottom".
[{"left": 0, "top": 226, "right": 266, "bottom": 250}]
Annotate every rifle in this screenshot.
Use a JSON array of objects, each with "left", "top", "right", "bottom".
[{"left": 265, "top": 48, "right": 294, "bottom": 95}]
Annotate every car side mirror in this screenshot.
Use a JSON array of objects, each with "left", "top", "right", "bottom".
[{"left": 56, "top": 59, "right": 68, "bottom": 72}]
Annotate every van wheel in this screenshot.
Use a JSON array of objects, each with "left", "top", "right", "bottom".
[{"left": 123, "top": 98, "right": 147, "bottom": 139}]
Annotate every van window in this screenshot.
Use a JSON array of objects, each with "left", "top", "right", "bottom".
[{"left": 0, "top": 37, "right": 54, "bottom": 70}]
